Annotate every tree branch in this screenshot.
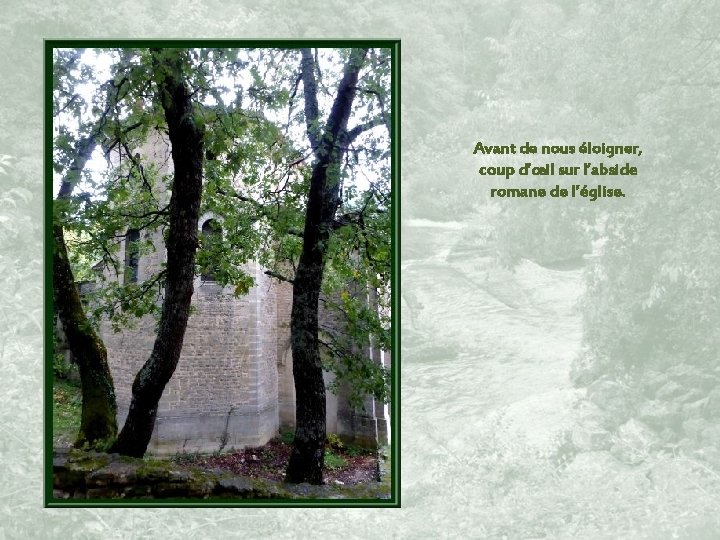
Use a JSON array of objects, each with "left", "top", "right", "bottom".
[
  {"left": 55, "top": 73, "right": 139, "bottom": 202},
  {"left": 300, "top": 48, "right": 321, "bottom": 156},
  {"left": 116, "top": 205, "right": 170, "bottom": 220},
  {"left": 264, "top": 269, "right": 294, "bottom": 284},
  {"left": 323, "top": 49, "right": 369, "bottom": 149},
  {"left": 120, "top": 140, "right": 155, "bottom": 195},
  {"left": 56, "top": 135, "right": 98, "bottom": 200},
  {"left": 345, "top": 116, "right": 386, "bottom": 144}
]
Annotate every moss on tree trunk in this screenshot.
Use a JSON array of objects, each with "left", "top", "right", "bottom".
[{"left": 53, "top": 224, "right": 117, "bottom": 448}]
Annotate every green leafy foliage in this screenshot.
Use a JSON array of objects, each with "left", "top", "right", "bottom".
[
  {"left": 53, "top": 351, "right": 75, "bottom": 380},
  {"left": 323, "top": 451, "right": 348, "bottom": 472},
  {"left": 326, "top": 433, "right": 344, "bottom": 452}
]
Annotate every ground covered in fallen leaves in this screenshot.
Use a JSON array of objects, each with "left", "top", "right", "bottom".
[{"left": 171, "top": 437, "right": 380, "bottom": 486}]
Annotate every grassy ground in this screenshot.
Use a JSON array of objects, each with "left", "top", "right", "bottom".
[{"left": 52, "top": 378, "right": 82, "bottom": 448}]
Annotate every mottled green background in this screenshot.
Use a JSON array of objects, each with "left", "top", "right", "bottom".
[{"left": 3, "top": 0, "right": 720, "bottom": 538}]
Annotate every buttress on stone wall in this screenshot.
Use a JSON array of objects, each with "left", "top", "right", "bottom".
[{"left": 98, "top": 134, "right": 389, "bottom": 454}]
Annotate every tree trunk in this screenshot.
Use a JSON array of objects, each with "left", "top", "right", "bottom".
[
  {"left": 53, "top": 135, "right": 118, "bottom": 448},
  {"left": 54, "top": 224, "right": 118, "bottom": 447},
  {"left": 112, "top": 50, "right": 204, "bottom": 457},
  {"left": 286, "top": 254, "right": 327, "bottom": 484},
  {"left": 285, "top": 48, "right": 368, "bottom": 484}
]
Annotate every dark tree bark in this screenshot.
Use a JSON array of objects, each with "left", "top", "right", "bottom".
[
  {"left": 53, "top": 135, "right": 118, "bottom": 447},
  {"left": 111, "top": 49, "right": 204, "bottom": 457},
  {"left": 285, "top": 48, "right": 368, "bottom": 484}
]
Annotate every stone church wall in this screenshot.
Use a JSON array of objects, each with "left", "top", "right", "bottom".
[{"left": 103, "top": 221, "right": 281, "bottom": 454}]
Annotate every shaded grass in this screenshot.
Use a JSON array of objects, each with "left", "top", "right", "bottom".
[{"left": 53, "top": 378, "right": 81, "bottom": 447}]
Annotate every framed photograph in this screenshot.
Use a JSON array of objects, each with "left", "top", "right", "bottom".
[{"left": 46, "top": 41, "right": 399, "bottom": 508}]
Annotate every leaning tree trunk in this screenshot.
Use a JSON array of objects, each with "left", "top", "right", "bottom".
[
  {"left": 112, "top": 50, "right": 204, "bottom": 457},
  {"left": 53, "top": 135, "right": 118, "bottom": 448},
  {"left": 285, "top": 48, "right": 368, "bottom": 484},
  {"left": 54, "top": 224, "right": 118, "bottom": 447}
]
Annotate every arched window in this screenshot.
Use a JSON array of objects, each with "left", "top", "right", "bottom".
[
  {"left": 124, "top": 228, "right": 140, "bottom": 284},
  {"left": 201, "top": 219, "right": 221, "bottom": 282}
]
